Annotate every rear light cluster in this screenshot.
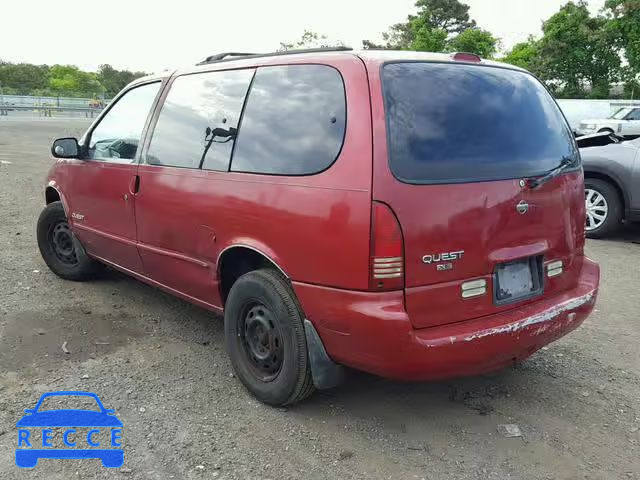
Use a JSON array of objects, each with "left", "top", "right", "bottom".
[
  {"left": 370, "top": 202, "right": 404, "bottom": 290},
  {"left": 547, "top": 260, "right": 563, "bottom": 278},
  {"left": 461, "top": 279, "right": 487, "bottom": 298}
]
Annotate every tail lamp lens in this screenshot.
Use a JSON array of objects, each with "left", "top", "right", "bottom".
[{"left": 370, "top": 202, "right": 404, "bottom": 290}]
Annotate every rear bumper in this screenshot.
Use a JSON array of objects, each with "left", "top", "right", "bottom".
[{"left": 293, "top": 257, "right": 599, "bottom": 381}]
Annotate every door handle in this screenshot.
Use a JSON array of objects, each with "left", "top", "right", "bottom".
[{"left": 129, "top": 175, "right": 140, "bottom": 195}]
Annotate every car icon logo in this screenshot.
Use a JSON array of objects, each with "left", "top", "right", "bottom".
[{"left": 15, "top": 391, "right": 123, "bottom": 468}]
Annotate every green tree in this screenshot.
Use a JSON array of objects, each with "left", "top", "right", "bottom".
[
  {"left": 604, "top": 0, "right": 640, "bottom": 75},
  {"left": 501, "top": 37, "right": 541, "bottom": 71},
  {"left": 363, "top": 0, "right": 476, "bottom": 50},
  {"left": 623, "top": 75, "right": 640, "bottom": 99},
  {"left": 587, "top": 15, "right": 621, "bottom": 98},
  {"left": 447, "top": 28, "right": 498, "bottom": 57},
  {"left": 409, "top": 17, "right": 448, "bottom": 51},
  {"left": 379, "top": 22, "right": 416, "bottom": 49},
  {"left": 538, "top": 1, "right": 620, "bottom": 97},
  {"left": 49, "top": 65, "right": 104, "bottom": 97},
  {"left": 414, "top": 0, "right": 476, "bottom": 34},
  {"left": 362, "top": 39, "right": 385, "bottom": 49},
  {"left": 0, "top": 61, "right": 148, "bottom": 97},
  {"left": 0, "top": 62, "right": 50, "bottom": 95},
  {"left": 278, "top": 30, "right": 344, "bottom": 51},
  {"left": 97, "top": 64, "right": 146, "bottom": 97}
]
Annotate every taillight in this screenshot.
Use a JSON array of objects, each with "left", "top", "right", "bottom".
[{"left": 370, "top": 201, "right": 404, "bottom": 290}]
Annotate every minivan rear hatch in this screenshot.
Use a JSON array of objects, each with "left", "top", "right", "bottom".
[{"left": 371, "top": 60, "right": 585, "bottom": 329}]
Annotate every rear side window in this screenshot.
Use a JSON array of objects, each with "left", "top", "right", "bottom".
[
  {"left": 382, "top": 62, "right": 578, "bottom": 184},
  {"left": 147, "top": 69, "right": 254, "bottom": 170},
  {"left": 231, "top": 65, "right": 346, "bottom": 175}
]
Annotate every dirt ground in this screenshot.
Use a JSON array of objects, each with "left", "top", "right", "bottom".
[{"left": 0, "top": 117, "right": 639, "bottom": 480}]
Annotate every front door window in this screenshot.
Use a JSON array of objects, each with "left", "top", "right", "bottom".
[{"left": 87, "top": 82, "right": 161, "bottom": 162}]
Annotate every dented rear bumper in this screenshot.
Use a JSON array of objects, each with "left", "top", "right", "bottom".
[
  {"left": 405, "top": 283, "right": 597, "bottom": 380},
  {"left": 293, "top": 257, "right": 599, "bottom": 381}
]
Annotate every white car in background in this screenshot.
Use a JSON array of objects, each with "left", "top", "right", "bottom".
[{"left": 577, "top": 107, "right": 640, "bottom": 137}]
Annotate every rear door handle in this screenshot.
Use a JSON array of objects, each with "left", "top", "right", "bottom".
[{"left": 129, "top": 175, "right": 140, "bottom": 195}]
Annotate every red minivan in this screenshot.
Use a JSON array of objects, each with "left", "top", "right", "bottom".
[{"left": 38, "top": 48, "right": 600, "bottom": 405}]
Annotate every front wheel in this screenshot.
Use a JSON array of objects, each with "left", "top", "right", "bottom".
[
  {"left": 584, "top": 179, "right": 623, "bottom": 238},
  {"left": 224, "top": 269, "right": 315, "bottom": 406},
  {"left": 36, "top": 201, "right": 100, "bottom": 280}
]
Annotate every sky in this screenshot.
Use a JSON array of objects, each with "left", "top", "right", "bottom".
[{"left": 0, "top": 0, "right": 606, "bottom": 73}]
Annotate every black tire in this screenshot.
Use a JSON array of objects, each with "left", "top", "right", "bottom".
[
  {"left": 598, "top": 128, "right": 614, "bottom": 134},
  {"left": 36, "top": 201, "right": 100, "bottom": 280},
  {"left": 584, "top": 178, "right": 623, "bottom": 238},
  {"left": 224, "top": 269, "right": 315, "bottom": 406}
]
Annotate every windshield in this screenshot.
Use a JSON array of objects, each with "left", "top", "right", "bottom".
[
  {"left": 382, "top": 62, "right": 578, "bottom": 184},
  {"left": 610, "top": 108, "right": 632, "bottom": 119}
]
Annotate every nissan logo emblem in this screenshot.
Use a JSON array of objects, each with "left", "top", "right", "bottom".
[{"left": 516, "top": 200, "right": 529, "bottom": 214}]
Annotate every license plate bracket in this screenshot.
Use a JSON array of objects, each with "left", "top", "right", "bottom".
[{"left": 494, "top": 256, "right": 543, "bottom": 305}]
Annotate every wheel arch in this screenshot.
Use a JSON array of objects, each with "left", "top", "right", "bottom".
[
  {"left": 217, "top": 244, "right": 289, "bottom": 306},
  {"left": 44, "top": 182, "right": 70, "bottom": 215}
]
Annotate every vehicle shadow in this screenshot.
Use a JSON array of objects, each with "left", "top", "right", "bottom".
[
  {"left": 85, "top": 250, "right": 601, "bottom": 429},
  {"left": 96, "top": 267, "right": 541, "bottom": 410},
  {"left": 594, "top": 222, "right": 640, "bottom": 243},
  {"left": 290, "top": 358, "right": 562, "bottom": 433}
]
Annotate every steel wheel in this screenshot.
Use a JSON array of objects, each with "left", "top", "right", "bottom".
[
  {"left": 49, "top": 222, "right": 78, "bottom": 265},
  {"left": 224, "top": 269, "right": 315, "bottom": 405},
  {"left": 37, "top": 201, "right": 100, "bottom": 280},
  {"left": 585, "top": 188, "right": 608, "bottom": 232},
  {"left": 240, "top": 302, "right": 284, "bottom": 382}
]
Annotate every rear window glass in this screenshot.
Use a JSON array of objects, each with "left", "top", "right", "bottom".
[
  {"left": 382, "top": 62, "right": 577, "bottom": 183},
  {"left": 231, "top": 64, "right": 346, "bottom": 175}
]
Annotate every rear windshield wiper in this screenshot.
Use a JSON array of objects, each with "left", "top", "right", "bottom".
[{"left": 527, "top": 156, "right": 576, "bottom": 189}]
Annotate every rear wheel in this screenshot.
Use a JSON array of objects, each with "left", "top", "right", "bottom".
[
  {"left": 224, "top": 269, "right": 314, "bottom": 406},
  {"left": 584, "top": 179, "right": 622, "bottom": 238},
  {"left": 36, "top": 201, "right": 100, "bottom": 280}
]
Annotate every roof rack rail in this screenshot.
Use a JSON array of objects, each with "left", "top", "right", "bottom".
[
  {"left": 198, "top": 52, "right": 258, "bottom": 65},
  {"left": 196, "top": 46, "right": 353, "bottom": 66}
]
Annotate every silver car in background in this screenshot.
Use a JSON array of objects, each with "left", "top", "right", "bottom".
[
  {"left": 578, "top": 133, "right": 640, "bottom": 237},
  {"left": 577, "top": 107, "right": 640, "bottom": 137}
]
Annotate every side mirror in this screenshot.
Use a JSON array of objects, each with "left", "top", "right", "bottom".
[{"left": 51, "top": 137, "right": 80, "bottom": 159}]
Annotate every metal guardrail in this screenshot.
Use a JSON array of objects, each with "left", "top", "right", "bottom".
[
  {"left": 0, "top": 105, "right": 104, "bottom": 118},
  {"left": 0, "top": 93, "right": 110, "bottom": 108}
]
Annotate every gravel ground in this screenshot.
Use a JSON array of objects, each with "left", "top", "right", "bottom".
[{"left": 0, "top": 118, "right": 639, "bottom": 480}]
